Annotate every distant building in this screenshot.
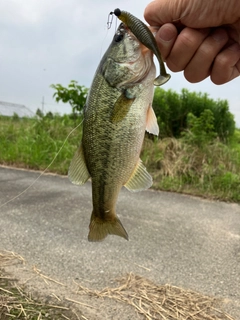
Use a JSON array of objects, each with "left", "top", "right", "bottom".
[{"left": 0, "top": 101, "right": 34, "bottom": 118}]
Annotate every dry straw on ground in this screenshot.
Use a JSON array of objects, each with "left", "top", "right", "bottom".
[
  {"left": 0, "top": 252, "right": 237, "bottom": 320},
  {"left": 0, "top": 251, "right": 79, "bottom": 319},
  {"left": 0, "top": 251, "right": 25, "bottom": 266},
  {"left": 76, "top": 272, "right": 235, "bottom": 320},
  {"left": 143, "top": 137, "right": 239, "bottom": 179}
]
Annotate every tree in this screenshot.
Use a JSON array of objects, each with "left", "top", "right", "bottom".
[
  {"left": 50, "top": 80, "right": 88, "bottom": 114},
  {"left": 153, "top": 88, "right": 235, "bottom": 141},
  {"left": 36, "top": 108, "right": 44, "bottom": 118},
  {"left": 182, "top": 109, "right": 217, "bottom": 146}
]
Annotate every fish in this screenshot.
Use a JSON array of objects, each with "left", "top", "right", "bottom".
[
  {"left": 111, "top": 8, "right": 171, "bottom": 86},
  {"left": 68, "top": 22, "right": 160, "bottom": 242}
]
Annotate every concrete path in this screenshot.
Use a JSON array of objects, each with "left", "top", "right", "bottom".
[{"left": 0, "top": 166, "right": 239, "bottom": 318}]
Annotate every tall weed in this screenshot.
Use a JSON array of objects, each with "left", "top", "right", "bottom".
[{"left": 141, "top": 136, "right": 240, "bottom": 202}]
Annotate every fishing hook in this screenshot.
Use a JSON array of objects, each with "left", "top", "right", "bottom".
[{"left": 107, "top": 12, "right": 114, "bottom": 29}]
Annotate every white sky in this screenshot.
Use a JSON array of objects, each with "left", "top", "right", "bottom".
[{"left": 0, "top": 0, "right": 240, "bottom": 126}]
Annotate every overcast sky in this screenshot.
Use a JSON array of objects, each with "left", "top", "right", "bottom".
[{"left": 1, "top": 0, "right": 240, "bottom": 126}]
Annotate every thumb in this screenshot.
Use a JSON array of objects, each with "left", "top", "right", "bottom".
[
  {"left": 144, "top": 0, "right": 236, "bottom": 28},
  {"left": 144, "top": 0, "right": 182, "bottom": 26}
]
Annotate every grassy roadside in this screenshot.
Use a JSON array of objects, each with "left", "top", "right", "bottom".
[
  {"left": 141, "top": 135, "right": 240, "bottom": 202},
  {"left": 0, "top": 114, "right": 80, "bottom": 174},
  {"left": 0, "top": 114, "right": 240, "bottom": 202}
]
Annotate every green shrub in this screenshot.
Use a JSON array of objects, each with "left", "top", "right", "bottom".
[
  {"left": 153, "top": 88, "right": 235, "bottom": 140},
  {"left": 51, "top": 80, "right": 88, "bottom": 115},
  {"left": 182, "top": 109, "right": 217, "bottom": 147}
]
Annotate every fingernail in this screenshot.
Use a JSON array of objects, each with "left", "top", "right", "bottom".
[{"left": 158, "top": 25, "right": 176, "bottom": 42}]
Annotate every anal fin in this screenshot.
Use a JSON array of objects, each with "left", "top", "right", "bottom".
[
  {"left": 124, "top": 159, "right": 152, "bottom": 192},
  {"left": 68, "top": 143, "right": 90, "bottom": 185}
]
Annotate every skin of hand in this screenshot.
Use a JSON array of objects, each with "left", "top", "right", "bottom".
[{"left": 144, "top": 0, "right": 240, "bottom": 84}]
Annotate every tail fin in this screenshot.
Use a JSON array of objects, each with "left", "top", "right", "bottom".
[{"left": 88, "top": 211, "right": 128, "bottom": 242}]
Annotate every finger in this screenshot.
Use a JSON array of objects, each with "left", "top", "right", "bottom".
[
  {"left": 163, "top": 27, "right": 210, "bottom": 72},
  {"left": 211, "top": 43, "right": 240, "bottom": 84},
  {"left": 184, "top": 28, "right": 229, "bottom": 83},
  {"left": 144, "top": 1, "right": 174, "bottom": 25},
  {"left": 144, "top": 0, "right": 220, "bottom": 28},
  {"left": 155, "top": 23, "right": 178, "bottom": 60}
]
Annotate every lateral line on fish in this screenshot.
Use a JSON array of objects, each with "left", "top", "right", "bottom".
[{"left": 0, "top": 120, "right": 83, "bottom": 209}]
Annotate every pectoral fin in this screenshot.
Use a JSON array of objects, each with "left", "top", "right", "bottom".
[
  {"left": 146, "top": 105, "right": 159, "bottom": 136},
  {"left": 111, "top": 92, "right": 135, "bottom": 123},
  {"left": 68, "top": 144, "right": 90, "bottom": 185},
  {"left": 124, "top": 159, "right": 152, "bottom": 192}
]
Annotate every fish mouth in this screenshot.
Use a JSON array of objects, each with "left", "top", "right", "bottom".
[
  {"left": 110, "top": 22, "right": 155, "bottom": 86},
  {"left": 116, "top": 23, "right": 134, "bottom": 40},
  {"left": 117, "top": 23, "right": 153, "bottom": 59}
]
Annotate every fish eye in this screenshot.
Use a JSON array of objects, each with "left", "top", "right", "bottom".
[{"left": 114, "top": 33, "right": 124, "bottom": 42}]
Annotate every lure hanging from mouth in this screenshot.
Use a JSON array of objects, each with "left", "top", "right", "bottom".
[{"left": 110, "top": 8, "right": 171, "bottom": 86}]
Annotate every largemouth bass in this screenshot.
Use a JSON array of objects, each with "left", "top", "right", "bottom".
[{"left": 69, "top": 23, "right": 160, "bottom": 242}]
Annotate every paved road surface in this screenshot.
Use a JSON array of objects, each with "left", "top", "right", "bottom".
[{"left": 0, "top": 166, "right": 239, "bottom": 318}]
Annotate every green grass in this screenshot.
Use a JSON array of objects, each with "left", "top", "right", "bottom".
[
  {"left": 0, "top": 114, "right": 81, "bottom": 174},
  {"left": 141, "top": 135, "right": 240, "bottom": 202},
  {"left": 1, "top": 114, "right": 240, "bottom": 202}
]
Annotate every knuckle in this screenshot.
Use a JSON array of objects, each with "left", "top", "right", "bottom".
[
  {"left": 214, "top": 53, "right": 230, "bottom": 68},
  {"left": 179, "top": 30, "right": 197, "bottom": 49}
]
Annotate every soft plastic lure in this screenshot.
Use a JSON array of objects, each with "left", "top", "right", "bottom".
[{"left": 110, "top": 8, "right": 171, "bottom": 86}]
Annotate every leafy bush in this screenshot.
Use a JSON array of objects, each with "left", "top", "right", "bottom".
[
  {"left": 153, "top": 88, "right": 235, "bottom": 141},
  {"left": 182, "top": 109, "right": 217, "bottom": 147},
  {"left": 36, "top": 108, "right": 44, "bottom": 118},
  {"left": 51, "top": 80, "right": 88, "bottom": 115},
  {"left": 12, "top": 112, "right": 20, "bottom": 121}
]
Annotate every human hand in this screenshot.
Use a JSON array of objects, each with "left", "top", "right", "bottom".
[{"left": 144, "top": 0, "right": 240, "bottom": 84}]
